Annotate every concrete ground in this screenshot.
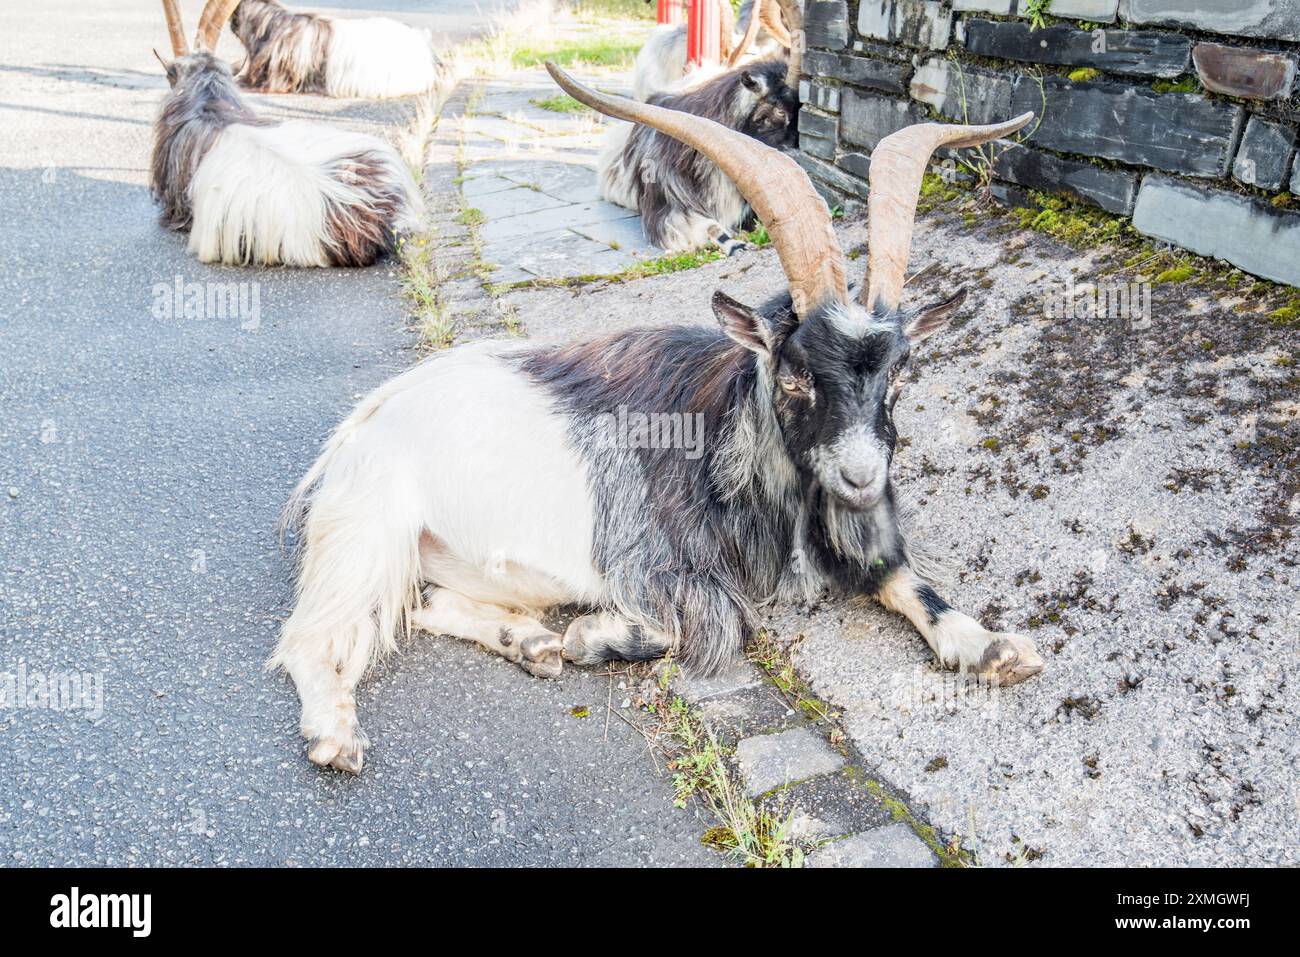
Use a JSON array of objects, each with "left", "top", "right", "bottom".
[
  {"left": 497, "top": 207, "right": 1299, "bottom": 866},
  {"left": 0, "top": 1, "right": 719, "bottom": 866}
]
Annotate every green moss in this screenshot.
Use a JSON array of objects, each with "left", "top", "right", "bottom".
[
  {"left": 570, "top": 705, "right": 590, "bottom": 718},
  {"left": 1066, "top": 67, "right": 1100, "bottom": 83},
  {"left": 1154, "top": 264, "right": 1196, "bottom": 284},
  {"left": 1269, "top": 302, "right": 1300, "bottom": 327},
  {"left": 1151, "top": 76, "right": 1199, "bottom": 94},
  {"left": 981, "top": 437, "right": 1001, "bottom": 451}
]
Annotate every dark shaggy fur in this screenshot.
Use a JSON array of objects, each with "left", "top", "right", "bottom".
[
  {"left": 615, "top": 57, "right": 799, "bottom": 249},
  {"left": 150, "top": 52, "right": 269, "bottom": 232},
  {"left": 321, "top": 151, "right": 407, "bottom": 267},
  {"left": 513, "top": 291, "right": 915, "bottom": 674},
  {"left": 229, "top": 0, "right": 332, "bottom": 94}
]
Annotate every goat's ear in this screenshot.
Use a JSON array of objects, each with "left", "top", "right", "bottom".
[
  {"left": 712, "top": 291, "right": 772, "bottom": 357},
  {"left": 903, "top": 289, "right": 967, "bottom": 344},
  {"left": 740, "top": 70, "right": 770, "bottom": 97}
]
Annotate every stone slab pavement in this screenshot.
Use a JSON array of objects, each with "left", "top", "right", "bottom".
[{"left": 445, "top": 68, "right": 665, "bottom": 285}]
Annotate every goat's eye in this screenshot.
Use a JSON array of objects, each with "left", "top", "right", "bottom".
[{"left": 778, "top": 371, "right": 810, "bottom": 396}]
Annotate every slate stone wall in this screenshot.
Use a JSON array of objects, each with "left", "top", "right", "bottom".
[{"left": 797, "top": 0, "right": 1300, "bottom": 285}]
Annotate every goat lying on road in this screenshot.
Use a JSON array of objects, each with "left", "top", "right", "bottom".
[
  {"left": 229, "top": 0, "right": 441, "bottom": 98},
  {"left": 272, "top": 61, "right": 1045, "bottom": 773},
  {"left": 150, "top": 0, "right": 422, "bottom": 267}
]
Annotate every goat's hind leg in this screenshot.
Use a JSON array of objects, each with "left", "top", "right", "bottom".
[
  {"left": 878, "top": 567, "right": 1043, "bottom": 685},
  {"left": 562, "top": 612, "right": 673, "bottom": 666},
  {"left": 413, "top": 587, "right": 564, "bottom": 678}
]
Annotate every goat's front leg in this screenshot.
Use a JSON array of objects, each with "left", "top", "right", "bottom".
[
  {"left": 412, "top": 587, "right": 565, "bottom": 678},
  {"left": 877, "top": 567, "right": 1044, "bottom": 685}
]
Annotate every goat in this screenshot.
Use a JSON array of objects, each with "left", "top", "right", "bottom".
[
  {"left": 598, "top": 52, "right": 798, "bottom": 255},
  {"left": 271, "top": 61, "right": 1045, "bottom": 773},
  {"left": 228, "top": 0, "right": 440, "bottom": 98},
  {"left": 631, "top": 0, "right": 791, "bottom": 101},
  {"left": 150, "top": 1, "right": 423, "bottom": 268}
]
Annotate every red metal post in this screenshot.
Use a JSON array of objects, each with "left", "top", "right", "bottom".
[
  {"left": 686, "top": 0, "right": 721, "bottom": 68},
  {"left": 656, "top": 0, "right": 683, "bottom": 25}
]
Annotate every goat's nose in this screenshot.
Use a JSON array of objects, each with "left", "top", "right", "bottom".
[{"left": 840, "top": 464, "right": 877, "bottom": 490}]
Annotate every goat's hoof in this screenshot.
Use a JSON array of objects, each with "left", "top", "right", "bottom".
[
  {"left": 723, "top": 240, "right": 751, "bottom": 257},
  {"left": 974, "top": 633, "right": 1044, "bottom": 686},
  {"left": 305, "top": 712, "right": 369, "bottom": 775},
  {"left": 519, "top": 631, "right": 564, "bottom": 679}
]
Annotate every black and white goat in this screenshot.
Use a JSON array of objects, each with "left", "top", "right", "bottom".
[
  {"left": 150, "top": 0, "right": 422, "bottom": 267},
  {"left": 228, "top": 0, "right": 440, "bottom": 98},
  {"left": 598, "top": 53, "right": 798, "bottom": 254},
  {"left": 272, "top": 61, "right": 1044, "bottom": 773},
  {"left": 631, "top": 0, "right": 791, "bottom": 101}
]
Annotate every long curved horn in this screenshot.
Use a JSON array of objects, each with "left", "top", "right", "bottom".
[
  {"left": 772, "top": 0, "right": 801, "bottom": 90},
  {"left": 718, "top": 0, "right": 736, "bottom": 64},
  {"left": 862, "top": 113, "right": 1034, "bottom": 312},
  {"left": 762, "top": 0, "right": 793, "bottom": 49},
  {"left": 161, "top": 0, "right": 189, "bottom": 58},
  {"left": 727, "top": 0, "right": 764, "bottom": 67},
  {"left": 194, "top": 0, "right": 241, "bottom": 52},
  {"left": 547, "top": 63, "right": 847, "bottom": 316}
]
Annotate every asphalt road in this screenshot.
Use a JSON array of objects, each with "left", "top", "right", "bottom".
[{"left": 0, "top": 1, "right": 717, "bottom": 866}]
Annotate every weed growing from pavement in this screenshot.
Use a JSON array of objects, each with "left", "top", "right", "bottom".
[
  {"left": 530, "top": 94, "right": 590, "bottom": 114},
  {"left": 654, "top": 692, "right": 812, "bottom": 867}
]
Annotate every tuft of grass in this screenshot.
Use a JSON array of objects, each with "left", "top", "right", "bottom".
[
  {"left": 1023, "top": 0, "right": 1053, "bottom": 30},
  {"left": 657, "top": 696, "right": 810, "bottom": 868},
  {"left": 456, "top": 207, "right": 485, "bottom": 227},
  {"left": 530, "top": 93, "right": 591, "bottom": 114},
  {"left": 508, "top": 36, "right": 643, "bottom": 69}
]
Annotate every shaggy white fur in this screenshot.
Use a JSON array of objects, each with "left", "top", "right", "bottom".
[
  {"left": 188, "top": 121, "right": 420, "bottom": 267},
  {"left": 325, "top": 17, "right": 439, "bottom": 98}
]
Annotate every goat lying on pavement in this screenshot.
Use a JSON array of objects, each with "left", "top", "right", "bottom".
[
  {"left": 601, "top": 0, "right": 801, "bottom": 255},
  {"left": 150, "top": 0, "right": 422, "bottom": 267},
  {"left": 228, "top": 0, "right": 441, "bottom": 99},
  {"left": 272, "top": 62, "right": 1044, "bottom": 774},
  {"left": 598, "top": 54, "right": 799, "bottom": 255}
]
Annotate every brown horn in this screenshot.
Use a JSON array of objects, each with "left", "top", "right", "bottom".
[
  {"left": 727, "top": 0, "right": 764, "bottom": 67},
  {"left": 718, "top": 0, "right": 736, "bottom": 65},
  {"left": 161, "top": 0, "right": 189, "bottom": 58},
  {"left": 194, "top": 0, "right": 241, "bottom": 52},
  {"left": 862, "top": 113, "right": 1035, "bottom": 312},
  {"left": 772, "top": 0, "right": 801, "bottom": 90},
  {"left": 762, "top": 0, "right": 793, "bottom": 49},
  {"left": 547, "top": 62, "right": 847, "bottom": 316}
]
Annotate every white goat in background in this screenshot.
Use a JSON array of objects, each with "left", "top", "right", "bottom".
[
  {"left": 632, "top": 0, "right": 794, "bottom": 100},
  {"left": 228, "top": 0, "right": 441, "bottom": 98}
]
